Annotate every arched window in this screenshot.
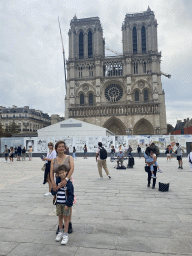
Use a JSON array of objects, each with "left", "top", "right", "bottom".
[
  {"left": 79, "top": 32, "right": 84, "bottom": 59},
  {"left": 133, "top": 27, "right": 137, "bottom": 54},
  {"left": 80, "top": 94, "right": 84, "bottom": 105},
  {"left": 89, "top": 93, "right": 93, "bottom": 105},
  {"left": 141, "top": 26, "right": 146, "bottom": 53},
  {"left": 88, "top": 31, "right": 93, "bottom": 58},
  {"left": 135, "top": 91, "right": 139, "bottom": 101},
  {"left": 144, "top": 90, "right": 148, "bottom": 102},
  {"left": 134, "top": 62, "right": 138, "bottom": 74},
  {"left": 143, "top": 62, "right": 146, "bottom": 73}
]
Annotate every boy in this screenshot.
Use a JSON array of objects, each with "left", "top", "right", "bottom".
[{"left": 52, "top": 165, "right": 74, "bottom": 245}]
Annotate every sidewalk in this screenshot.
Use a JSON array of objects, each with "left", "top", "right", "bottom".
[{"left": 0, "top": 157, "right": 192, "bottom": 256}]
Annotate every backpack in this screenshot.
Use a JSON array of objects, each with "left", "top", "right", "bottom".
[
  {"left": 189, "top": 154, "right": 192, "bottom": 164},
  {"left": 100, "top": 147, "right": 107, "bottom": 160}
]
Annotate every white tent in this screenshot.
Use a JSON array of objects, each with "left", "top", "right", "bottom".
[{"left": 37, "top": 118, "right": 114, "bottom": 137}]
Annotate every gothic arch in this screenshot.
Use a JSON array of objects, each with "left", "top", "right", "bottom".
[
  {"left": 76, "top": 83, "right": 95, "bottom": 96},
  {"left": 103, "top": 116, "right": 127, "bottom": 135},
  {"left": 133, "top": 118, "right": 154, "bottom": 135}
]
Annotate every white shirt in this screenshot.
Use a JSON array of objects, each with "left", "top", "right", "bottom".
[{"left": 45, "top": 150, "right": 56, "bottom": 163}]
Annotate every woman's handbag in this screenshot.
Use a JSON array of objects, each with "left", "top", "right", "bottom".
[
  {"left": 41, "top": 163, "right": 46, "bottom": 172},
  {"left": 145, "top": 166, "right": 150, "bottom": 172}
]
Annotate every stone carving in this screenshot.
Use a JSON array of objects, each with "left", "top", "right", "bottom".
[{"left": 83, "top": 85, "right": 89, "bottom": 92}]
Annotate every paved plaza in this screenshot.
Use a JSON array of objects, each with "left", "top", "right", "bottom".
[{"left": 0, "top": 156, "right": 192, "bottom": 256}]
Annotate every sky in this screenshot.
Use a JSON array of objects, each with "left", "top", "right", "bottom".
[{"left": 0, "top": 0, "right": 192, "bottom": 126}]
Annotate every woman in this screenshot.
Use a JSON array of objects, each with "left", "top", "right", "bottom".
[
  {"left": 50, "top": 140, "right": 74, "bottom": 234},
  {"left": 43, "top": 142, "right": 57, "bottom": 196},
  {"left": 28, "top": 146, "right": 33, "bottom": 161},
  {"left": 9, "top": 147, "right": 14, "bottom": 163},
  {"left": 83, "top": 144, "right": 87, "bottom": 159},
  {"left": 145, "top": 147, "right": 157, "bottom": 189},
  {"left": 166, "top": 145, "right": 171, "bottom": 161},
  {"left": 22, "top": 147, "right": 26, "bottom": 161},
  {"left": 72, "top": 147, "right": 77, "bottom": 160}
]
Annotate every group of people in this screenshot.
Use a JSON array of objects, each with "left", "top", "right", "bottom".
[{"left": 3, "top": 145, "right": 31, "bottom": 163}]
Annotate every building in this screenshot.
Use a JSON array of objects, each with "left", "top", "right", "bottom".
[
  {"left": 65, "top": 7, "right": 167, "bottom": 135},
  {"left": 38, "top": 118, "right": 114, "bottom": 137},
  {"left": 172, "top": 118, "right": 192, "bottom": 135},
  {"left": 0, "top": 106, "right": 51, "bottom": 136}
]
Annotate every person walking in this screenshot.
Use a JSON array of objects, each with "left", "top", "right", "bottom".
[
  {"left": 175, "top": 143, "right": 184, "bottom": 169},
  {"left": 72, "top": 147, "right": 77, "bottom": 160},
  {"left": 9, "top": 147, "right": 14, "bottom": 163},
  {"left": 28, "top": 146, "right": 33, "bottom": 161},
  {"left": 17, "top": 145, "right": 22, "bottom": 161},
  {"left": 22, "top": 147, "right": 26, "bottom": 160},
  {"left": 96, "top": 142, "right": 111, "bottom": 179},
  {"left": 188, "top": 145, "right": 192, "bottom": 171},
  {"left": 50, "top": 140, "right": 75, "bottom": 234},
  {"left": 43, "top": 142, "right": 57, "bottom": 196},
  {"left": 137, "top": 145, "right": 141, "bottom": 158},
  {"left": 127, "top": 145, "right": 133, "bottom": 157},
  {"left": 83, "top": 144, "right": 87, "bottom": 159},
  {"left": 4, "top": 145, "right": 9, "bottom": 163}
]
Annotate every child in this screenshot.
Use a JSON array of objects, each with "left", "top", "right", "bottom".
[
  {"left": 143, "top": 147, "right": 161, "bottom": 178},
  {"left": 52, "top": 165, "right": 74, "bottom": 245}
]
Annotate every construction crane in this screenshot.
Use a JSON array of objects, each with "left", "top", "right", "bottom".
[
  {"left": 105, "top": 47, "right": 121, "bottom": 55},
  {"left": 160, "top": 71, "right": 171, "bottom": 79}
]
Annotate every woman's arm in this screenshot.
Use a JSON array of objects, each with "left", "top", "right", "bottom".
[{"left": 50, "top": 159, "right": 57, "bottom": 191}]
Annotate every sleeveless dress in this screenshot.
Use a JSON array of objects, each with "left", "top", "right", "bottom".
[{"left": 53, "top": 156, "right": 76, "bottom": 204}]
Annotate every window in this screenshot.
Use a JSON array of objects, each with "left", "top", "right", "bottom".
[
  {"left": 133, "top": 27, "right": 137, "bottom": 54},
  {"left": 79, "top": 32, "right": 84, "bottom": 59},
  {"left": 134, "top": 62, "right": 138, "bottom": 74},
  {"left": 135, "top": 91, "right": 139, "bottom": 101},
  {"left": 80, "top": 94, "right": 84, "bottom": 105},
  {"left": 144, "top": 90, "right": 148, "bottom": 102},
  {"left": 143, "top": 62, "right": 146, "bottom": 73},
  {"left": 88, "top": 31, "right": 93, "bottom": 58},
  {"left": 13, "top": 114, "right": 15, "bottom": 118},
  {"left": 89, "top": 93, "right": 93, "bottom": 105},
  {"left": 141, "top": 26, "right": 146, "bottom": 53},
  {"left": 79, "top": 66, "right": 83, "bottom": 78},
  {"left": 89, "top": 66, "right": 93, "bottom": 77}
]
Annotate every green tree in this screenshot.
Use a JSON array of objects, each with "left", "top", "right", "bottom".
[
  {"left": 0, "top": 122, "right": 5, "bottom": 137},
  {"left": 4, "top": 122, "right": 20, "bottom": 137},
  {"left": 167, "top": 124, "right": 174, "bottom": 134}
]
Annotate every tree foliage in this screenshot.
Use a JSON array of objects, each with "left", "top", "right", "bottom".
[
  {"left": 4, "top": 122, "right": 20, "bottom": 137},
  {"left": 167, "top": 124, "right": 174, "bottom": 134}
]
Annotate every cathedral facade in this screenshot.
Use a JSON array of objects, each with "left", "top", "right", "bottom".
[{"left": 65, "top": 7, "right": 167, "bottom": 135}]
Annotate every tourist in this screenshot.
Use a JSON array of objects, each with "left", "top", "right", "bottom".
[
  {"left": 127, "top": 145, "right": 133, "bottom": 157},
  {"left": 22, "top": 147, "right": 26, "bottom": 160},
  {"left": 52, "top": 165, "right": 74, "bottom": 245},
  {"left": 43, "top": 142, "right": 57, "bottom": 196},
  {"left": 188, "top": 144, "right": 192, "bottom": 171},
  {"left": 28, "top": 146, "right": 33, "bottom": 161},
  {"left": 4, "top": 145, "right": 9, "bottom": 163},
  {"left": 137, "top": 145, "right": 141, "bottom": 158},
  {"left": 50, "top": 140, "right": 74, "bottom": 234},
  {"left": 17, "top": 145, "right": 22, "bottom": 161},
  {"left": 143, "top": 147, "right": 158, "bottom": 178},
  {"left": 96, "top": 142, "right": 111, "bottom": 179},
  {"left": 83, "top": 144, "right": 87, "bottom": 159},
  {"left": 117, "top": 149, "right": 124, "bottom": 168},
  {"left": 9, "top": 147, "right": 14, "bottom": 163},
  {"left": 175, "top": 143, "right": 184, "bottom": 169},
  {"left": 110, "top": 145, "right": 116, "bottom": 162},
  {"left": 145, "top": 148, "right": 157, "bottom": 189},
  {"left": 14, "top": 146, "right": 17, "bottom": 158},
  {"left": 72, "top": 147, "right": 77, "bottom": 160}
]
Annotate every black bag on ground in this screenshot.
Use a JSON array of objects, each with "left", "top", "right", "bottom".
[
  {"left": 127, "top": 157, "right": 134, "bottom": 168},
  {"left": 100, "top": 147, "right": 107, "bottom": 160},
  {"left": 159, "top": 182, "right": 169, "bottom": 192}
]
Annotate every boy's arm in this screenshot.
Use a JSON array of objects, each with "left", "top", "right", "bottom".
[{"left": 65, "top": 181, "right": 74, "bottom": 207}]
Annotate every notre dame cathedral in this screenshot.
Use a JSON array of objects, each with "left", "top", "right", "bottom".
[{"left": 65, "top": 7, "right": 167, "bottom": 135}]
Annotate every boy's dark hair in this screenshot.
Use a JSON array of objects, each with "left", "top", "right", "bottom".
[
  {"left": 56, "top": 165, "right": 69, "bottom": 175},
  {"left": 145, "top": 147, "right": 152, "bottom": 155},
  {"left": 176, "top": 143, "right": 179, "bottom": 146},
  {"left": 98, "top": 142, "right": 102, "bottom": 147}
]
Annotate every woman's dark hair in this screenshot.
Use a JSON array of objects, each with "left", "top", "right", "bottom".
[
  {"left": 98, "top": 142, "right": 102, "bottom": 147},
  {"left": 55, "top": 140, "right": 66, "bottom": 152},
  {"left": 145, "top": 147, "right": 152, "bottom": 156}
]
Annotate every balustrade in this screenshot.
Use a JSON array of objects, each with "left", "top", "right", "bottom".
[{"left": 69, "top": 103, "right": 160, "bottom": 118}]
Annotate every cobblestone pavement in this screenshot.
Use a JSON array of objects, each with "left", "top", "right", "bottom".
[{"left": 0, "top": 156, "right": 192, "bottom": 256}]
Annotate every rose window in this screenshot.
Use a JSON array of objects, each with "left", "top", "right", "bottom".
[{"left": 105, "top": 84, "right": 123, "bottom": 102}]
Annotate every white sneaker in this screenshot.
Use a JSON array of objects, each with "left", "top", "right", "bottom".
[
  {"left": 61, "top": 234, "right": 68, "bottom": 245},
  {"left": 55, "top": 231, "right": 63, "bottom": 242},
  {"left": 98, "top": 177, "right": 103, "bottom": 180},
  {"left": 4, "top": 161, "right": 7, "bottom": 163},
  {"left": 44, "top": 192, "right": 51, "bottom": 196}
]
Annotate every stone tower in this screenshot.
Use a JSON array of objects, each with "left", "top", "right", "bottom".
[{"left": 65, "top": 8, "right": 167, "bottom": 135}]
